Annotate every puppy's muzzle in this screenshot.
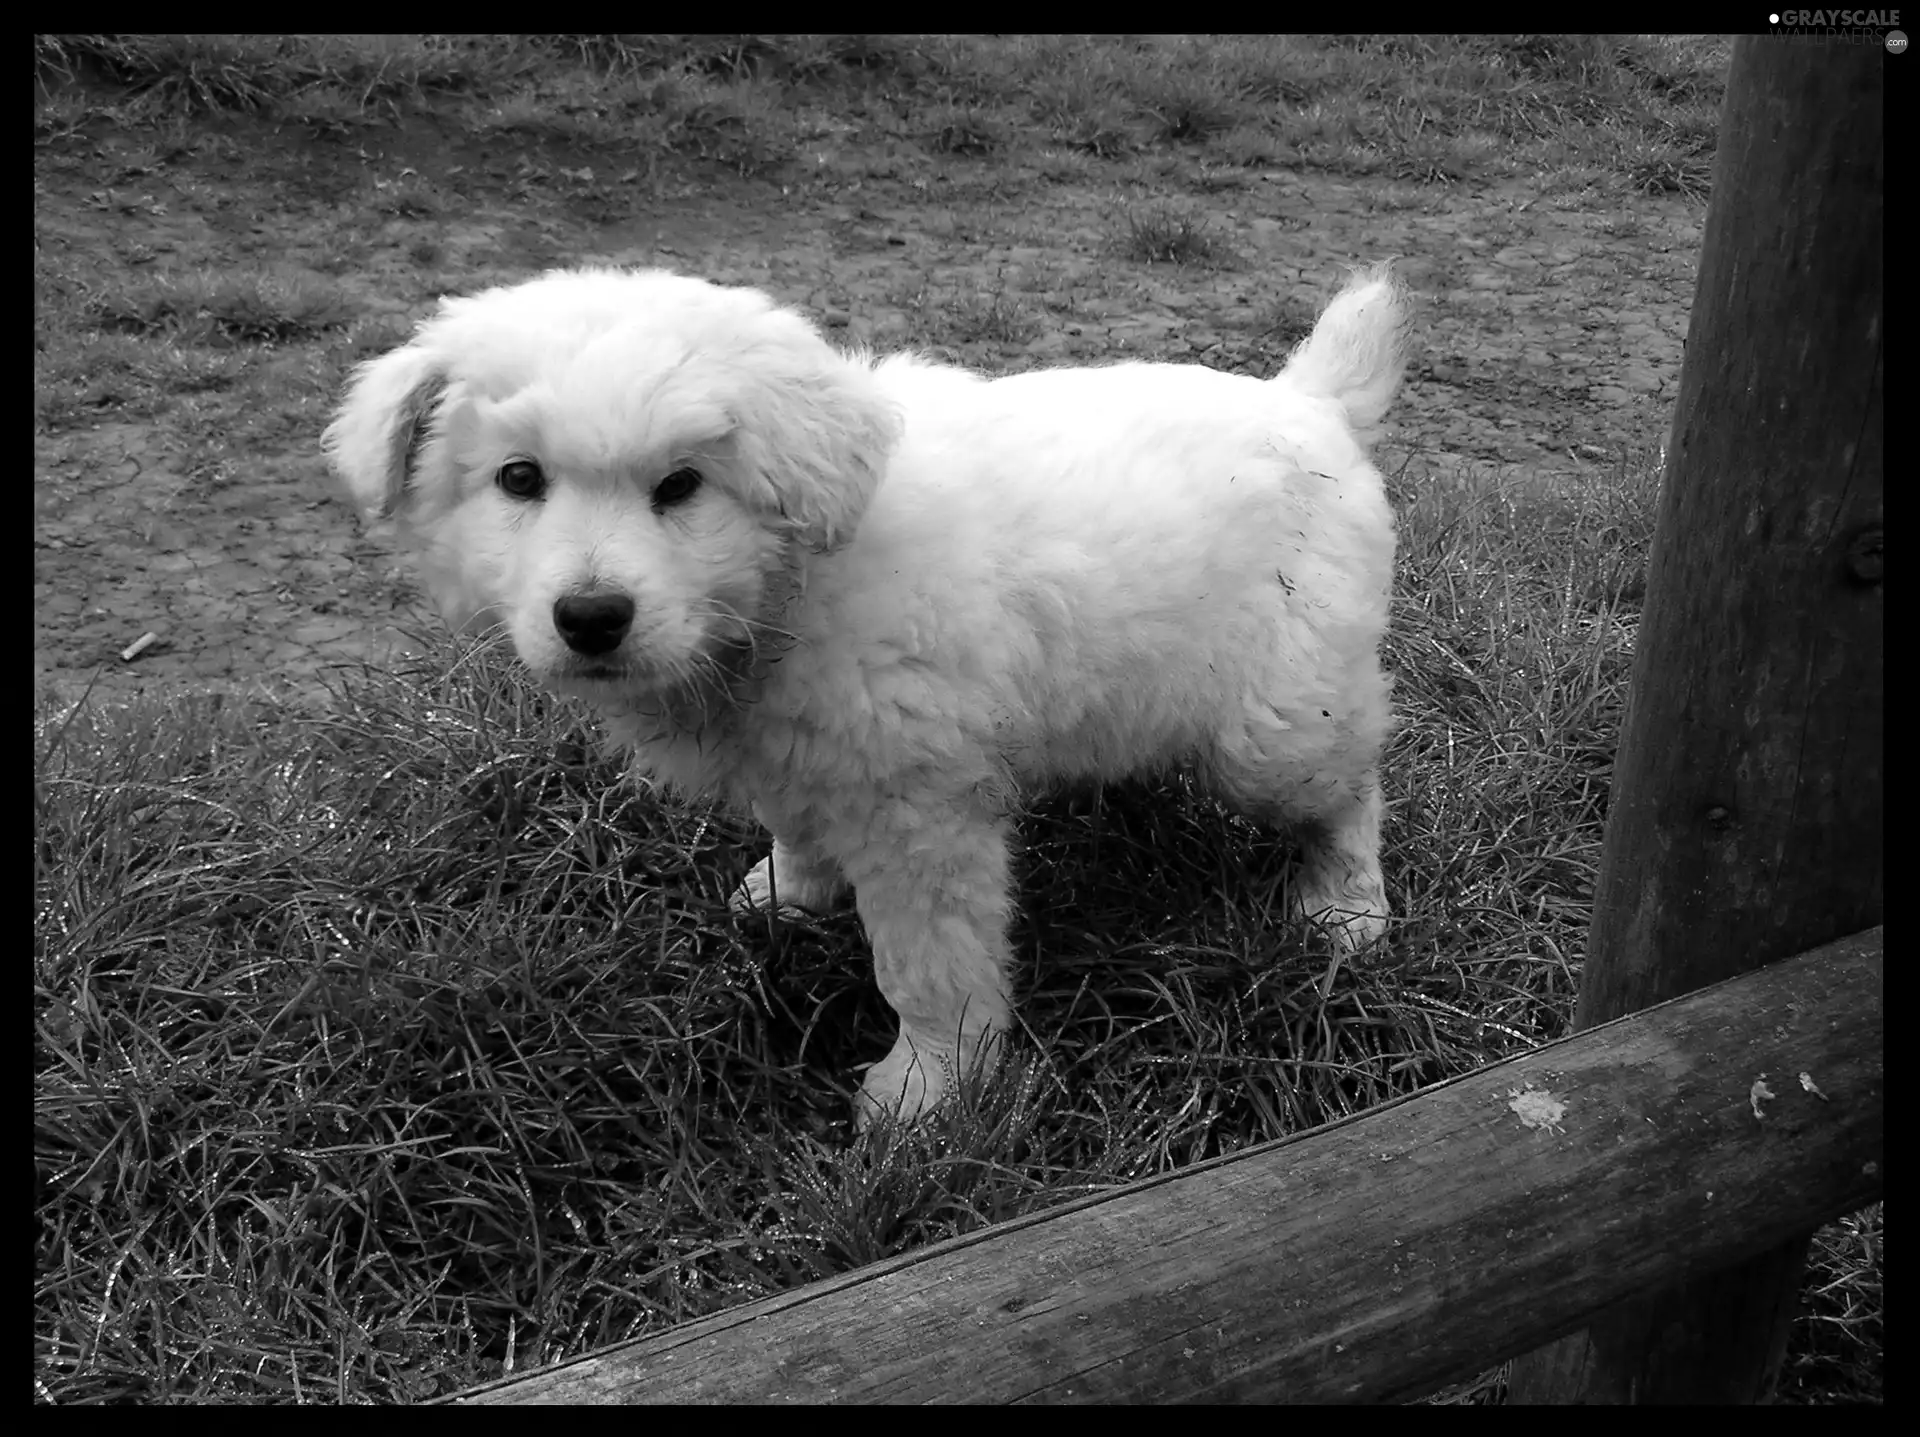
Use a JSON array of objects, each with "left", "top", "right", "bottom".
[{"left": 554, "top": 591, "right": 635, "bottom": 657}]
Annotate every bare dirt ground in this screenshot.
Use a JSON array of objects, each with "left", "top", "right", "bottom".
[{"left": 34, "top": 114, "right": 1701, "bottom": 707}]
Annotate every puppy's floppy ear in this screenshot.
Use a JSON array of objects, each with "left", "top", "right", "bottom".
[
  {"left": 322, "top": 343, "right": 449, "bottom": 523},
  {"left": 726, "top": 348, "right": 900, "bottom": 551}
]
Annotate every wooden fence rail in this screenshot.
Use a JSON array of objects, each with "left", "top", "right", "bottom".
[{"left": 450, "top": 925, "right": 1881, "bottom": 1405}]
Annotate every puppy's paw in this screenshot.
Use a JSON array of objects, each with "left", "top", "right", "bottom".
[
  {"left": 854, "top": 1042, "right": 951, "bottom": 1131},
  {"left": 1295, "top": 864, "right": 1390, "bottom": 951},
  {"left": 854, "top": 1024, "right": 1007, "bottom": 1131},
  {"left": 1305, "top": 901, "right": 1390, "bottom": 951},
  {"left": 729, "top": 852, "right": 846, "bottom": 917}
]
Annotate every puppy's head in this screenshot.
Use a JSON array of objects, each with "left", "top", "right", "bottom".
[{"left": 323, "top": 268, "right": 900, "bottom": 705}]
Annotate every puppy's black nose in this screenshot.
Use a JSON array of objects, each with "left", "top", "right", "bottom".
[{"left": 553, "top": 592, "right": 635, "bottom": 656}]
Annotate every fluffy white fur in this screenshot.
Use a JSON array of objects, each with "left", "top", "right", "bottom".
[{"left": 324, "top": 264, "right": 1409, "bottom": 1125}]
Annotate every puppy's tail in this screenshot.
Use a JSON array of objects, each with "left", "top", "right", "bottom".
[{"left": 1277, "top": 263, "right": 1408, "bottom": 443}]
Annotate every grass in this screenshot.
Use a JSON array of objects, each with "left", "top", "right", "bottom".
[
  {"left": 34, "top": 32, "right": 1877, "bottom": 1406},
  {"left": 1114, "top": 202, "right": 1224, "bottom": 266},
  {"left": 32, "top": 32, "right": 1725, "bottom": 187},
  {"left": 42, "top": 477, "right": 1534, "bottom": 1399},
  {"left": 35, "top": 461, "right": 1879, "bottom": 1405}
]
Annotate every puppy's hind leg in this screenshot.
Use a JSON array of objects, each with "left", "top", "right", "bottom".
[
  {"left": 1288, "top": 775, "right": 1389, "bottom": 950},
  {"left": 1211, "top": 704, "right": 1391, "bottom": 951},
  {"left": 731, "top": 802, "right": 850, "bottom": 916}
]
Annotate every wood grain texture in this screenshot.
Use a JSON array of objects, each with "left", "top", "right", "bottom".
[
  {"left": 1508, "top": 34, "right": 1883, "bottom": 1403},
  {"left": 453, "top": 928, "right": 1881, "bottom": 1405},
  {"left": 1568, "top": 35, "right": 1884, "bottom": 1031}
]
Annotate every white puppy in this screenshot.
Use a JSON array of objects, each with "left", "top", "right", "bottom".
[{"left": 325, "top": 264, "right": 1408, "bottom": 1125}]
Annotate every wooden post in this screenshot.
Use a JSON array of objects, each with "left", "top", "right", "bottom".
[{"left": 1506, "top": 33, "right": 1883, "bottom": 1404}]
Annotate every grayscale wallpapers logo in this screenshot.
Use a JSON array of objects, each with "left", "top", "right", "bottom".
[{"left": 1769, "top": 9, "right": 1907, "bottom": 44}]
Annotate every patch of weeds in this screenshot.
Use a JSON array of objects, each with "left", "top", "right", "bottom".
[
  {"left": 1274, "top": 102, "right": 1377, "bottom": 178},
  {"left": 335, "top": 313, "right": 426, "bottom": 364},
  {"left": 1140, "top": 77, "right": 1245, "bottom": 144},
  {"left": 782, "top": 32, "right": 934, "bottom": 83},
  {"left": 41, "top": 33, "right": 484, "bottom": 119},
  {"left": 539, "top": 33, "right": 931, "bottom": 90},
  {"left": 369, "top": 171, "right": 444, "bottom": 220},
  {"left": 1208, "top": 124, "right": 1283, "bottom": 169},
  {"left": 943, "top": 293, "right": 1044, "bottom": 348},
  {"left": 36, "top": 335, "right": 148, "bottom": 424},
  {"left": 900, "top": 274, "right": 1046, "bottom": 354},
  {"left": 1114, "top": 203, "right": 1224, "bottom": 267},
  {"left": 36, "top": 33, "right": 150, "bottom": 89},
  {"left": 1480, "top": 33, "right": 1615, "bottom": 85},
  {"left": 81, "top": 34, "right": 290, "bottom": 114},
  {"left": 668, "top": 81, "right": 789, "bottom": 176},
  {"left": 1031, "top": 148, "right": 1097, "bottom": 183},
  {"left": 469, "top": 67, "right": 662, "bottom": 144},
  {"left": 1780, "top": 1204, "right": 1883, "bottom": 1405},
  {"left": 1377, "top": 98, "right": 1467, "bottom": 185},
  {"left": 1063, "top": 109, "right": 1138, "bottom": 159},
  {"left": 149, "top": 345, "right": 246, "bottom": 397},
  {"left": 925, "top": 105, "right": 1002, "bottom": 156},
  {"left": 1025, "top": 55, "right": 1137, "bottom": 158},
  {"left": 1191, "top": 166, "right": 1254, "bottom": 193},
  {"left": 279, "top": 88, "right": 365, "bottom": 139},
  {"left": 533, "top": 33, "right": 718, "bottom": 77},
  {"left": 662, "top": 33, "right": 794, "bottom": 81},
  {"left": 1621, "top": 141, "right": 1713, "bottom": 200},
  {"left": 91, "top": 272, "right": 351, "bottom": 346},
  {"left": 470, "top": 66, "right": 788, "bottom": 177},
  {"left": 1614, "top": 34, "right": 1729, "bottom": 106},
  {"left": 1247, "top": 292, "right": 1323, "bottom": 349},
  {"left": 1219, "top": 47, "right": 1317, "bottom": 109},
  {"left": 32, "top": 89, "right": 92, "bottom": 142}
]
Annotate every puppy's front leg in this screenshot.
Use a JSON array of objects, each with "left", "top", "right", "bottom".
[
  {"left": 731, "top": 802, "right": 849, "bottom": 916},
  {"left": 844, "top": 810, "right": 1015, "bottom": 1128}
]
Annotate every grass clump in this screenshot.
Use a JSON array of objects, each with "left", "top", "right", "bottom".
[
  {"left": 1115, "top": 202, "right": 1225, "bottom": 266},
  {"left": 89, "top": 270, "right": 351, "bottom": 346}
]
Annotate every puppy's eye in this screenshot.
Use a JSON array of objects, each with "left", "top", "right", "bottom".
[
  {"left": 653, "top": 467, "right": 702, "bottom": 507},
  {"left": 497, "top": 460, "right": 545, "bottom": 500}
]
